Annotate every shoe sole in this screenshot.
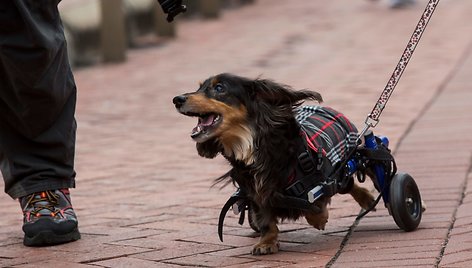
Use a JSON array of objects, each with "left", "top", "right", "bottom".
[{"left": 23, "top": 227, "right": 81, "bottom": 247}]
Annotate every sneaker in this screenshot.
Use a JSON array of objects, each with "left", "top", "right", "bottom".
[{"left": 20, "top": 189, "right": 81, "bottom": 246}]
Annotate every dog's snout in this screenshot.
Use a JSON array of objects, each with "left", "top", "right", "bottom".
[{"left": 173, "top": 95, "right": 187, "bottom": 108}]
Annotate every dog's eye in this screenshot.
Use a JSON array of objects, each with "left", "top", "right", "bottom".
[{"left": 214, "top": 83, "right": 225, "bottom": 93}]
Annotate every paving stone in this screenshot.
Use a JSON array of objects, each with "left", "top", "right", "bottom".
[
  {"left": 132, "top": 241, "right": 231, "bottom": 261},
  {"left": 224, "top": 260, "right": 290, "bottom": 268},
  {"left": 332, "top": 258, "right": 436, "bottom": 268},
  {"left": 12, "top": 260, "right": 97, "bottom": 268},
  {"left": 439, "top": 252, "right": 472, "bottom": 268},
  {"left": 164, "top": 253, "right": 254, "bottom": 267},
  {"left": 91, "top": 256, "right": 177, "bottom": 268}
]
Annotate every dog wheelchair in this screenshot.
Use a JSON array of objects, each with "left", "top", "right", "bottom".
[
  {"left": 220, "top": 128, "right": 423, "bottom": 238},
  {"left": 304, "top": 128, "right": 423, "bottom": 232},
  {"left": 344, "top": 130, "right": 423, "bottom": 231}
]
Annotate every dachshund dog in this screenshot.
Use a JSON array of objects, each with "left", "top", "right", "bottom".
[{"left": 173, "top": 73, "right": 376, "bottom": 255}]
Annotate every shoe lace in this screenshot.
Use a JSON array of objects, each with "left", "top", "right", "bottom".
[{"left": 24, "top": 190, "right": 60, "bottom": 217}]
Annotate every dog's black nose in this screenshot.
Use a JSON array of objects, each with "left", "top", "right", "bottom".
[{"left": 173, "top": 95, "right": 187, "bottom": 108}]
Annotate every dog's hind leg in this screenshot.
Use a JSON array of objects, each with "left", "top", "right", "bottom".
[
  {"left": 350, "top": 183, "right": 376, "bottom": 210},
  {"left": 305, "top": 198, "right": 330, "bottom": 230},
  {"left": 251, "top": 221, "right": 279, "bottom": 255}
]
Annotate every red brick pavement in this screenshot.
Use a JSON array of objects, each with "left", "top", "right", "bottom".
[{"left": 1, "top": 0, "right": 472, "bottom": 267}]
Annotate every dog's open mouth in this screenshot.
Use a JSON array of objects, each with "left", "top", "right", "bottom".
[{"left": 189, "top": 113, "right": 222, "bottom": 141}]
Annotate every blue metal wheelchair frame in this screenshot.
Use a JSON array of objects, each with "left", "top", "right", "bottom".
[{"left": 345, "top": 130, "right": 392, "bottom": 208}]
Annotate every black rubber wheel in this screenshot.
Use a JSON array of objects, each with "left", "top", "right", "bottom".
[
  {"left": 247, "top": 205, "right": 260, "bottom": 233},
  {"left": 389, "top": 172, "right": 422, "bottom": 231}
]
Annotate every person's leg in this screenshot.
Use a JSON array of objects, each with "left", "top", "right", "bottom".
[
  {"left": 0, "top": 93, "right": 77, "bottom": 198},
  {"left": 0, "top": 0, "right": 80, "bottom": 246}
]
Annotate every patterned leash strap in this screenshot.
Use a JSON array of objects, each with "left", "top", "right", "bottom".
[{"left": 364, "top": 0, "right": 440, "bottom": 131}]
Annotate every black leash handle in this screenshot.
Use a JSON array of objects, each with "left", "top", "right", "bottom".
[{"left": 365, "top": 0, "right": 440, "bottom": 129}]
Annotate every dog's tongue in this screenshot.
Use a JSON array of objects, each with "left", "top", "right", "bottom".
[
  {"left": 191, "top": 114, "right": 216, "bottom": 137},
  {"left": 199, "top": 114, "right": 215, "bottom": 127}
]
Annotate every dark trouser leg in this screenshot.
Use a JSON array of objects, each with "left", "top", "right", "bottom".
[{"left": 0, "top": 0, "right": 77, "bottom": 199}]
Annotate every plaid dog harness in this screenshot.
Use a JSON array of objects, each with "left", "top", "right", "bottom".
[
  {"left": 296, "top": 106, "right": 358, "bottom": 176},
  {"left": 284, "top": 106, "right": 358, "bottom": 199}
]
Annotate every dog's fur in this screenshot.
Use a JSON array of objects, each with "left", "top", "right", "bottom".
[{"left": 173, "top": 73, "right": 375, "bottom": 255}]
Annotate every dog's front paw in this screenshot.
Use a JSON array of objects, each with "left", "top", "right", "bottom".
[{"left": 251, "top": 241, "right": 280, "bottom": 255}]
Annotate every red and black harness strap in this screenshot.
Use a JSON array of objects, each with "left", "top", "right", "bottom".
[{"left": 295, "top": 106, "right": 358, "bottom": 174}]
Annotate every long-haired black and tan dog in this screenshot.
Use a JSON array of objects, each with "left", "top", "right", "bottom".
[{"left": 173, "top": 73, "right": 375, "bottom": 255}]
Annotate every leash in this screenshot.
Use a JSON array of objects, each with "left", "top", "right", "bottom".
[
  {"left": 359, "top": 0, "right": 440, "bottom": 138},
  {"left": 352, "top": 0, "right": 441, "bottom": 220},
  {"left": 300, "top": 0, "right": 442, "bottom": 217}
]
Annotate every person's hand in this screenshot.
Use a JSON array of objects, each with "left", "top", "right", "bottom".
[{"left": 157, "top": 0, "right": 187, "bottom": 22}]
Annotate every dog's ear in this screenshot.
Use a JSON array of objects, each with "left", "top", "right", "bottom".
[
  {"left": 251, "top": 79, "right": 322, "bottom": 107},
  {"left": 196, "top": 139, "right": 221, "bottom": 158}
]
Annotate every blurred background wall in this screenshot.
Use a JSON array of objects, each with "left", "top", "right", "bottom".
[{"left": 59, "top": 0, "right": 256, "bottom": 67}]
